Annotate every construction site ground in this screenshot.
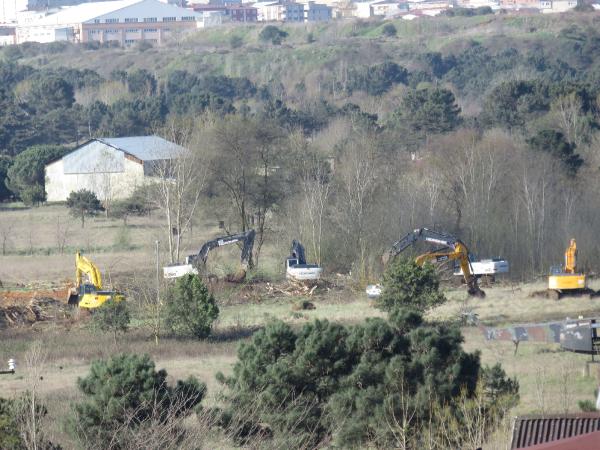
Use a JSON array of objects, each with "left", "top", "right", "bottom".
[{"left": 3, "top": 204, "right": 600, "bottom": 448}]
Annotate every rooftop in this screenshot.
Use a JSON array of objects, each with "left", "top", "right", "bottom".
[
  {"left": 24, "top": 0, "right": 201, "bottom": 27},
  {"left": 100, "top": 136, "right": 186, "bottom": 161}
]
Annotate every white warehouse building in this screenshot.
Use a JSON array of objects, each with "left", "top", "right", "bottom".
[
  {"left": 15, "top": 0, "right": 203, "bottom": 44},
  {"left": 45, "top": 136, "right": 185, "bottom": 203}
]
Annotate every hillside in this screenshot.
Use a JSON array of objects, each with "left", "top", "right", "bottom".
[{"left": 3, "top": 12, "right": 600, "bottom": 449}]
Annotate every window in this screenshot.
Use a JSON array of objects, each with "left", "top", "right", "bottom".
[
  {"left": 124, "top": 17, "right": 138, "bottom": 23},
  {"left": 105, "top": 18, "right": 119, "bottom": 23},
  {"left": 162, "top": 16, "right": 176, "bottom": 21},
  {"left": 125, "top": 28, "right": 139, "bottom": 33},
  {"left": 143, "top": 28, "right": 158, "bottom": 32},
  {"left": 94, "top": 19, "right": 100, "bottom": 23},
  {"left": 125, "top": 39, "right": 136, "bottom": 44},
  {"left": 143, "top": 17, "right": 157, "bottom": 22},
  {"left": 181, "top": 16, "right": 196, "bottom": 21}
]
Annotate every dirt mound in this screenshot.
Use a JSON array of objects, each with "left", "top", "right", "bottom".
[
  {"left": 0, "top": 288, "right": 69, "bottom": 307},
  {"left": 0, "top": 297, "right": 73, "bottom": 328}
]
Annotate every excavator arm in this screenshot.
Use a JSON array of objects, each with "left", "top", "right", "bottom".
[
  {"left": 187, "top": 229, "right": 256, "bottom": 269},
  {"left": 565, "top": 238, "right": 577, "bottom": 274},
  {"left": 386, "top": 228, "right": 485, "bottom": 298},
  {"left": 75, "top": 251, "right": 102, "bottom": 289},
  {"left": 290, "top": 240, "right": 307, "bottom": 265}
]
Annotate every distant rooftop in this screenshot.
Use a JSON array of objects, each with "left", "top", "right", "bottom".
[
  {"left": 100, "top": 136, "right": 186, "bottom": 161},
  {"left": 31, "top": 0, "right": 141, "bottom": 26},
  {"left": 26, "top": 0, "right": 201, "bottom": 27}
]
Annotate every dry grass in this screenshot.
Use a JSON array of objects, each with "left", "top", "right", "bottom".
[
  {"left": 0, "top": 203, "right": 284, "bottom": 286},
  {"left": 4, "top": 204, "right": 600, "bottom": 448}
]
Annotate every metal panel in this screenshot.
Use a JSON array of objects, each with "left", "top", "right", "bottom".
[
  {"left": 101, "top": 136, "right": 185, "bottom": 161},
  {"left": 512, "top": 414, "right": 600, "bottom": 449},
  {"left": 63, "top": 141, "right": 124, "bottom": 174}
]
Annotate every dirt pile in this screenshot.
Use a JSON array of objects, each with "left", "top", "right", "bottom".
[{"left": 0, "top": 288, "right": 72, "bottom": 328}]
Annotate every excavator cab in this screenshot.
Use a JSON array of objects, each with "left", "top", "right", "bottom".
[
  {"left": 385, "top": 228, "right": 485, "bottom": 298},
  {"left": 67, "top": 252, "right": 125, "bottom": 309}
]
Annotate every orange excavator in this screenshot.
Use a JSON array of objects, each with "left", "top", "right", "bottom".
[{"left": 383, "top": 228, "right": 485, "bottom": 298}]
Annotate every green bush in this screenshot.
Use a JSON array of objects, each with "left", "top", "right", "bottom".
[
  {"left": 0, "top": 397, "right": 24, "bottom": 450},
  {"left": 91, "top": 298, "right": 130, "bottom": 344},
  {"left": 68, "top": 353, "right": 205, "bottom": 448},
  {"left": 165, "top": 274, "right": 219, "bottom": 339},
  {"left": 66, "top": 189, "right": 103, "bottom": 228},
  {"left": 6, "top": 144, "right": 68, "bottom": 204},
  {"left": 229, "top": 35, "right": 244, "bottom": 49},
  {"left": 381, "top": 23, "right": 397, "bottom": 37},
  {"left": 376, "top": 259, "right": 446, "bottom": 312},
  {"left": 218, "top": 312, "right": 517, "bottom": 448},
  {"left": 259, "top": 25, "right": 288, "bottom": 45}
]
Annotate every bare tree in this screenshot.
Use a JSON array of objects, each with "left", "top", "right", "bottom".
[
  {"left": 292, "top": 137, "right": 332, "bottom": 266},
  {"left": 154, "top": 119, "right": 208, "bottom": 264},
  {"left": 55, "top": 216, "right": 71, "bottom": 254},
  {"left": 15, "top": 341, "right": 48, "bottom": 450},
  {"left": 0, "top": 218, "right": 13, "bottom": 255},
  {"left": 551, "top": 93, "right": 590, "bottom": 147},
  {"left": 334, "top": 131, "right": 381, "bottom": 280}
]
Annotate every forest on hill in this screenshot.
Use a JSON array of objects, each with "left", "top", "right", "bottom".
[{"left": 2, "top": 12, "right": 600, "bottom": 279}]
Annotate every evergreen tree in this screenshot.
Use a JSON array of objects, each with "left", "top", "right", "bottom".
[
  {"left": 376, "top": 259, "right": 446, "bottom": 313},
  {"left": 69, "top": 354, "right": 205, "bottom": 448},
  {"left": 66, "top": 189, "right": 103, "bottom": 228},
  {"left": 165, "top": 274, "right": 219, "bottom": 339},
  {"left": 92, "top": 298, "right": 130, "bottom": 345},
  {"left": 6, "top": 144, "right": 68, "bottom": 204},
  {"left": 527, "top": 129, "right": 583, "bottom": 176}
]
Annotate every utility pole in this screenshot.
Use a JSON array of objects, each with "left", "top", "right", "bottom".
[
  {"left": 154, "top": 239, "right": 161, "bottom": 346},
  {"left": 155, "top": 240, "right": 160, "bottom": 301}
]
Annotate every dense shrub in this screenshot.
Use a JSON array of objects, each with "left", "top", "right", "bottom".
[
  {"left": 165, "top": 274, "right": 219, "bottom": 339},
  {"left": 376, "top": 259, "right": 446, "bottom": 312},
  {"left": 68, "top": 353, "right": 205, "bottom": 448},
  {"left": 91, "top": 298, "right": 130, "bottom": 344},
  {"left": 218, "top": 311, "right": 517, "bottom": 448},
  {"left": 259, "top": 25, "right": 288, "bottom": 45},
  {"left": 66, "top": 189, "right": 103, "bottom": 227}
]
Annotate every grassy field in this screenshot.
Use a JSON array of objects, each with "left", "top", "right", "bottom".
[{"left": 2, "top": 204, "right": 600, "bottom": 448}]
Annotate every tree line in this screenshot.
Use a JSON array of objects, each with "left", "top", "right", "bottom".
[{"left": 3, "top": 21, "right": 600, "bottom": 278}]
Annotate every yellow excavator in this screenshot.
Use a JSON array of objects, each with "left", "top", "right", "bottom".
[
  {"left": 383, "top": 228, "right": 485, "bottom": 298},
  {"left": 67, "top": 252, "right": 125, "bottom": 309},
  {"left": 548, "top": 238, "right": 588, "bottom": 299}
]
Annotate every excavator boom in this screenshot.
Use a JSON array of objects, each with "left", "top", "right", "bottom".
[
  {"left": 565, "top": 238, "right": 577, "bottom": 274},
  {"left": 164, "top": 230, "right": 256, "bottom": 280},
  {"left": 67, "top": 252, "right": 125, "bottom": 308},
  {"left": 386, "top": 228, "right": 485, "bottom": 298}
]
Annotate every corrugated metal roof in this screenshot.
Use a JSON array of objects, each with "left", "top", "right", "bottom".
[
  {"left": 58, "top": 136, "right": 183, "bottom": 174},
  {"left": 512, "top": 414, "right": 600, "bottom": 449},
  {"left": 88, "top": 0, "right": 202, "bottom": 23},
  {"left": 63, "top": 140, "right": 125, "bottom": 174},
  {"left": 100, "top": 136, "right": 185, "bottom": 161},
  {"left": 30, "top": 0, "right": 141, "bottom": 26},
  {"left": 24, "top": 0, "right": 200, "bottom": 27},
  {"left": 525, "top": 431, "right": 600, "bottom": 449}
]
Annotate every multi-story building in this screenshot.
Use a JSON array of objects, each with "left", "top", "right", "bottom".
[
  {"left": 255, "top": 1, "right": 306, "bottom": 20},
  {"left": 304, "top": 1, "right": 332, "bottom": 20},
  {"left": 227, "top": 4, "right": 258, "bottom": 21},
  {"left": 15, "top": 0, "right": 203, "bottom": 44},
  {"left": 0, "top": 25, "right": 15, "bottom": 44}
]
